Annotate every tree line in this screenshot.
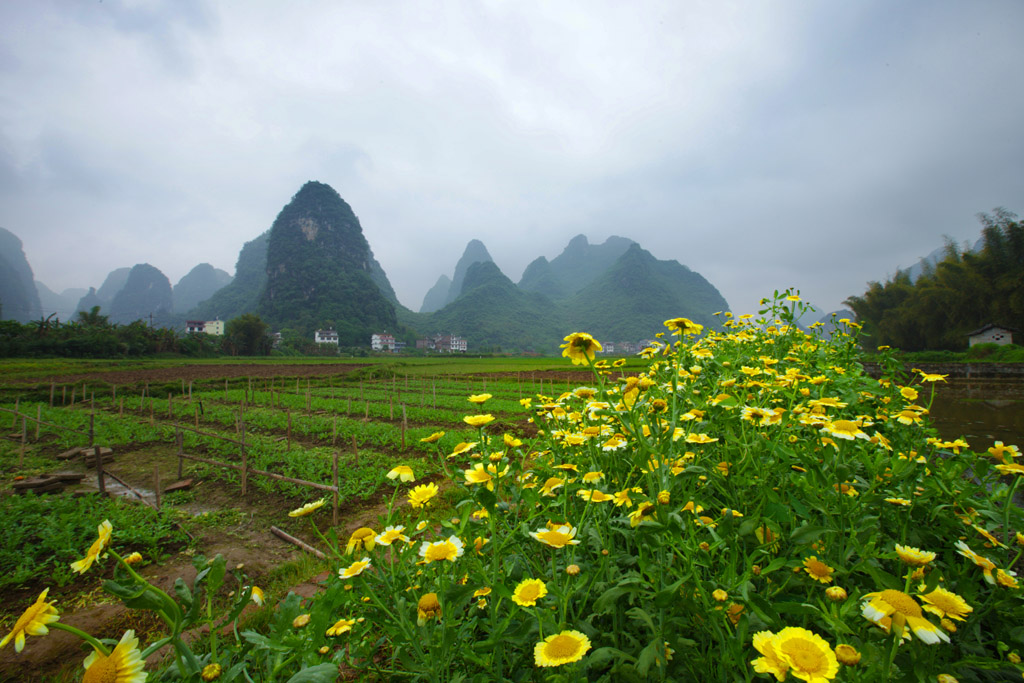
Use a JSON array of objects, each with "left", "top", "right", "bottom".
[
  {"left": 845, "top": 208, "right": 1023, "bottom": 351},
  {"left": 0, "top": 308, "right": 274, "bottom": 358}
]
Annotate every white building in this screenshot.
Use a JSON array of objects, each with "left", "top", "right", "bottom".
[
  {"left": 968, "top": 324, "right": 1015, "bottom": 347},
  {"left": 185, "top": 319, "right": 224, "bottom": 336},
  {"left": 315, "top": 329, "right": 339, "bottom": 345},
  {"left": 371, "top": 333, "right": 396, "bottom": 351}
]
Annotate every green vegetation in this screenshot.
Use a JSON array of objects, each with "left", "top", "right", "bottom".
[
  {"left": 0, "top": 494, "right": 187, "bottom": 589},
  {"left": 846, "top": 208, "right": 1023, "bottom": 351}
]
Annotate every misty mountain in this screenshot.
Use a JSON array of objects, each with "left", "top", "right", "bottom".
[
  {"left": 75, "top": 267, "right": 132, "bottom": 314},
  {"left": 562, "top": 243, "right": 728, "bottom": 341},
  {"left": 420, "top": 275, "right": 452, "bottom": 314},
  {"left": 108, "top": 263, "right": 173, "bottom": 325},
  {"left": 190, "top": 231, "right": 269, "bottom": 321},
  {"left": 257, "top": 181, "right": 398, "bottom": 343},
  {"left": 519, "top": 234, "right": 636, "bottom": 299},
  {"left": 422, "top": 261, "right": 562, "bottom": 351},
  {"left": 172, "top": 263, "right": 233, "bottom": 313},
  {"left": 36, "top": 281, "right": 86, "bottom": 320},
  {"left": 0, "top": 227, "right": 42, "bottom": 322}
]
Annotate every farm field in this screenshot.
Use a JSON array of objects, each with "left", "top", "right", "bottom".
[{"left": 0, "top": 356, "right": 594, "bottom": 681}]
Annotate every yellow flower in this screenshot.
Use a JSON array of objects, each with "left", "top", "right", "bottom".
[
  {"left": 751, "top": 631, "right": 790, "bottom": 681},
  {"left": 561, "top": 332, "right": 602, "bottom": 365},
  {"left": 774, "top": 627, "right": 839, "bottom": 681},
  {"left": 81, "top": 630, "right": 146, "bottom": 683},
  {"left": 834, "top": 643, "right": 861, "bottom": 666},
  {"left": 987, "top": 441, "right": 1020, "bottom": 463},
  {"left": 512, "top": 578, "right": 548, "bottom": 606},
  {"left": 577, "top": 489, "right": 614, "bottom": 503},
  {"left": 387, "top": 465, "right": 415, "bottom": 482},
  {"left": 249, "top": 586, "right": 265, "bottom": 606},
  {"left": 202, "top": 663, "right": 222, "bottom": 681},
  {"left": 996, "top": 568, "right": 1019, "bottom": 589},
  {"left": 123, "top": 552, "right": 143, "bottom": 565},
  {"left": 917, "top": 371, "right": 948, "bottom": 382},
  {"left": 919, "top": 587, "right": 973, "bottom": 622},
  {"left": 685, "top": 433, "right": 719, "bottom": 445},
  {"left": 447, "top": 441, "right": 477, "bottom": 459},
  {"left": 463, "top": 414, "right": 495, "bottom": 427},
  {"left": 418, "top": 536, "right": 465, "bottom": 563},
  {"left": 504, "top": 433, "right": 523, "bottom": 448},
  {"left": 464, "top": 463, "right": 495, "bottom": 490},
  {"left": 420, "top": 431, "right": 445, "bottom": 443},
  {"left": 612, "top": 489, "right": 633, "bottom": 508},
  {"left": 956, "top": 541, "right": 998, "bottom": 584},
  {"left": 996, "top": 463, "right": 1024, "bottom": 477},
  {"left": 566, "top": 564, "right": 580, "bottom": 576},
  {"left": 534, "top": 630, "right": 591, "bottom": 667},
  {"left": 375, "top": 525, "right": 409, "bottom": 546},
  {"left": 0, "top": 588, "right": 59, "bottom": 652},
  {"left": 293, "top": 613, "right": 310, "bottom": 628},
  {"left": 894, "top": 544, "right": 936, "bottom": 566},
  {"left": 802, "top": 556, "right": 835, "bottom": 584},
  {"left": 417, "top": 593, "right": 442, "bottom": 625},
  {"left": 530, "top": 524, "right": 580, "bottom": 548},
  {"left": 408, "top": 482, "right": 440, "bottom": 508},
  {"left": 468, "top": 393, "right": 492, "bottom": 404},
  {"left": 339, "top": 557, "right": 371, "bottom": 579},
  {"left": 664, "top": 317, "right": 704, "bottom": 336},
  {"left": 937, "top": 676, "right": 959, "bottom": 683},
  {"left": 326, "top": 618, "right": 356, "bottom": 636},
  {"left": 628, "top": 502, "right": 655, "bottom": 528},
  {"left": 885, "top": 497, "right": 912, "bottom": 507},
  {"left": 899, "top": 386, "right": 919, "bottom": 401},
  {"left": 346, "top": 527, "right": 376, "bottom": 555},
  {"left": 539, "top": 476, "right": 565, "bottom": 497},
  {"left": 825, "top": 586, "right": 848, "bottom": 602},
  {"left": 289, "top": 499, "right": 326, "bottom": 518},
  {"left": 71, "top": 519, "right": 112, "bottom": 574},
  {"left": 861, "top": 589, "right": 949, "bottom": 643},
  {"left": 821, "top": 419, "right": 869, "bottom": 441},
  {"left": 712, "top": 589, "right": 728, "bottom": 602},
  {"left": 582, "top": 471, "right": 604, "bottom": 484}
]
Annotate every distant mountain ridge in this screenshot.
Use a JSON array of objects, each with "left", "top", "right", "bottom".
[{"left": 0, "top": 227, "right": 42, "bottom": 322}]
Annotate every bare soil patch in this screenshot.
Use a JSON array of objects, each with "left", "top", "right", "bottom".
[{"left": 21, "top": 363, "right": 371, "bottom": 386}]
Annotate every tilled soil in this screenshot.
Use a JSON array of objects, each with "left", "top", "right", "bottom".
[{"left": 16, "top": 363, "right": 372, "bottom": 386}]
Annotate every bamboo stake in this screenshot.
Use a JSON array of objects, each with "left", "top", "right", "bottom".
[
  {"left": 102, "top": 469, "right": 154, "bottom": 508},
  {"left": 154, "top": 465, "right": 161, "bottom": 509},
  {"left": 270, "top": 526, "right": 326, "bottom": 559},
  {"left": 61, "top": 386, "right": 66, "bottom": 405},
  {"left": 332, "top": 417, "right": 337, "bottom": 447},
  {"left": 11, "top": 398, "right": 18, "bottom": 428},
  {"left": 241, "top": 418, "right": 248, "bottom": 496},
  {"left": 168, "top": 393, "right": 173, "bottom": 418},
  {"left": 332, "top": 451, "right": 339, "bottom": 526},
  {"left": 119, "top": 398, "right": 124, "bottom": 417},
  {"left": 95, "top": 443, "right": 105, "bottom": 494},
  {"left": 287, "top": 410, "right": 292, "bottom": 450},
  {"left": 149, "top": 399, "right": 154, "bottom": 426},
  {"left": 401, "top": 404, "right": 406, "bottom": 450},
  {"left": 351, "top": 435, "right": 359, "bottom": 466},
  {"left": 177, "top": 428, "right": 183, "bottom": 479},
  {"left": 19, "top": 417, "right": 26, "bottom": 466},
  {"left": 35, "top": 405, "right": 41, "bottom": 440},
  {"left": 389, "top": 395, "right": 393, "bottom": 420}
]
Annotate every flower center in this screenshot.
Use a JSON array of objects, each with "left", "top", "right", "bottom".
[
  {"left": 82, "top": 652, "right": 117, "bottom": 683},
  {"left": 880, "top": 589, "right": 923, "bottom": 617},
  {"left": 546, "top": 634, "right": 581, "bottom": 658},
  {"left": 807, "top": 560, "right": 829, "bottom": 575},
  {"left": 520, "top": 584, "right": 541, "bottom": 601},
  {"left": 425, "top": 544, "right": 453, "bottom": 562},
  {"left": 780, "top": 639, "right": 825, "bottom": 673}
]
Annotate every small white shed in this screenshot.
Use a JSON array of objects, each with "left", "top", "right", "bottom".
[{"left": 967, "top": 324, "right": 1015, "bottom": 347}]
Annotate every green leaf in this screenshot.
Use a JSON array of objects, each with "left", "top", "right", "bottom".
[
  {"left": 789, "top": 525, "right": 831, "bottom": 546},
  {"left": 285, "top": 664, "right": 340, "bottom": 682}
]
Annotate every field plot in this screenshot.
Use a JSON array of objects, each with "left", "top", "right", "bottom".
[{"left": 0, "top": 358, "right": 589, "bottom": 681}]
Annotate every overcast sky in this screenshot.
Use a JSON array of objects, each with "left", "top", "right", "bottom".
[{"left": 2, "top": 1, "right": 1022, "bottom": 318}]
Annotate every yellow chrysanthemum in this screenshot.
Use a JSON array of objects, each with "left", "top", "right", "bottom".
[
  {"left": 250, "top": 586, "right": 265, "bottom": 606},
  {"left": 664, "top": 317, "right": 704, "bottom": 336},
  {"left": 288, "top": 499, "right": 326, "bottom": 518},
  {"left": 346, "top": 527, "right": 376, "bottom": 555},
  {"left": 467, "top": 393, "right": 492, "bottom": 404},
  {"left": 408, "top": 482, "right": 439, "bottom": 508},
  {"left": 71, "top": 520, "right": 113, "bottom": 574},
  {"left": 81, "top": 629, "right": 146, "bottom": 683},
  {"left": 512, "top": 578, "right": 548, "bottom": 607},
  {"left": 463, "top": 414, "right": 495, "bottom": 427},
  {"left": 464, "top": 463, "right": 495, "bottom": 490},
  {"left": 418, "top": 536, "right": 464, "bottom": 563},
  {"left": 339, "top": 557, "right": 371, "bottom": 580},
  {"left": 919, "top": 587, "right": 973, "bottom": 622},
  {"left": 375, "top": 525, "right": 409, "bottom": 546},
  {"left": 834, "top": 643, "right": 861, "bottom": 666},
  {"left": 534, "top": 630, "right": 591, "bottom": 667},
  {"left": 987, "top": 441, "right": 1020, "bottom": 463},
  {"left": 530, "top": 524, "right": 580, "bottom": 548},
  {"left": 0, "top": 588, "right": 59, "bottom": 652},
  {"left": 420, "top": 431, "right": 445, "bottom": 443},
  {"left": 577, "top": 489, "right": 614, "bottom": 503},
  {"left": 774, "top": 627, "right": 839, "bottom": 681},
  {"left": 560, "top": 332, "right": 602, "bottom": 365},
  {"left": 417, "top": 593, "right": 441, "bottom": 625},
  {"left": 894, "top": 544, "right": 936, "bottom": 566},
  {"left": 861, "top": 589, "right": 949, "bottom": 644},
  {"left": 202, "top": 663, "right": 222, "bottom": 681},
  {"left": 386, "top": 465, "right": 415, "bottom": 482},
  {"left": 956, "top": 541, "right": 998, "bottom": 584},
  {"left": 802, "top": 556, "right": 835, "bottom": 584},
  {"left": 751, "top": 631, "right": 789, "bottom": 681},
  {"left": 326, "top": 618, "right": 356, "bottom": 636}
]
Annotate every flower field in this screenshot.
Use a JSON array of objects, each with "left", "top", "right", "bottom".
[{"left": 2, "top": 293, "right": 1023, "bottom": 681}]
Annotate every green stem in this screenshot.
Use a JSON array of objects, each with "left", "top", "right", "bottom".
[{"left": 51, "top": 622, "right": 109, "bottom": 656}]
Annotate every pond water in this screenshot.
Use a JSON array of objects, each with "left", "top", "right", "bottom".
[{"left": 926, "top": 379, "right": 1024, "bottom": 451}]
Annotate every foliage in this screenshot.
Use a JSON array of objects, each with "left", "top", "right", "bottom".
[
  {"left": 846, "top": 208, "right": 1024, "bottom": 351},
  {"left": 223, "top": 314, "right": 271, "bottom": 356},
  {"left": 0, "top": 494, "right": 188, "bottom": 589}
]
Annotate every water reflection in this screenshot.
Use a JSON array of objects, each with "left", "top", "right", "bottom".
[{"left": 925, "top": 379, "right": 1024, "bottom": 450}]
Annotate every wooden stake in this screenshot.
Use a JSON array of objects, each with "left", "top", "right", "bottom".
[
  {"left": 270, "top": 526, "right": 326, "bottom": 559},
  {"left": 188, "top": 381, "right": 193, "bottom": 401},
  {"left": 11, "top": 398, "right": 18, "bottom": 428},
  {"left": 176, "top": 428, "right": 184, "bottom": 479},
  {"left": 19, "top": 417, "right": 26, "bottom": 466},
  {"left": 350, "top": 435, "right": 360, "bottom": 466},
  {"left": 35, "top": 405, "right": 41, "bottom": 440},
  {"left": 119, "top": 398, "right": 124, "bottom": 417},
  {"left": 168, "top": 393, "right": 173, "bottom": 418},
  {"left": 154, "top": 465, "right": 161, "bottom": 509},
  {"left": 95, "top": 442, "right": 105, "bottom": 494},
  {"left": 240, "top": 418, "right": 248, "bottom": 496},
  {"left": 332, "top": 450, "right": 339, "bottom": 526},
  {"left": 364, "top": 401, "right": 369, "bottom": 419},
  {"left": 62, "top": 386, "right": 66, "bottom": 405},
  {"left": 389, "top": 395, "right": 393, "bottom": 420},
  {"left": 401, "top": 404, "right": 406, "bottom": 450},
  {"left": 286, "top": 410, "right": 291, "bottom": 450},
  {"left": 224, "top": 378, "right": 228, "bottom": 399},
  {"left": 49, "top": 383, "right": 54, "bottom": 407},
  {"left": 332, "top": 417, "right": 337, "bottom": 447},
  {"left": 149, "top": 399, "right": 154, "bottom": 426}
]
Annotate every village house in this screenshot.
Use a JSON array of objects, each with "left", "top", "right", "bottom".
[
  {"left": 315, "top": 329, "right": 339, "bottom": 345},
  {"left": 415, "top": 334, "right": 467, "bottom": 353},
  {"left": 967, "top": 324, "right": 1016, "bottom": 347},
  {"left": 184, "top": 319, "right": 224, "bottom": 336},
  {"left": 371, "top": 332, "right": 396, "bottom": 352}
]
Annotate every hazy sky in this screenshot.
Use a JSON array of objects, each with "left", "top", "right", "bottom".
[{"left": 2, "top": 1, "right": 1022, "bottom": 317}]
